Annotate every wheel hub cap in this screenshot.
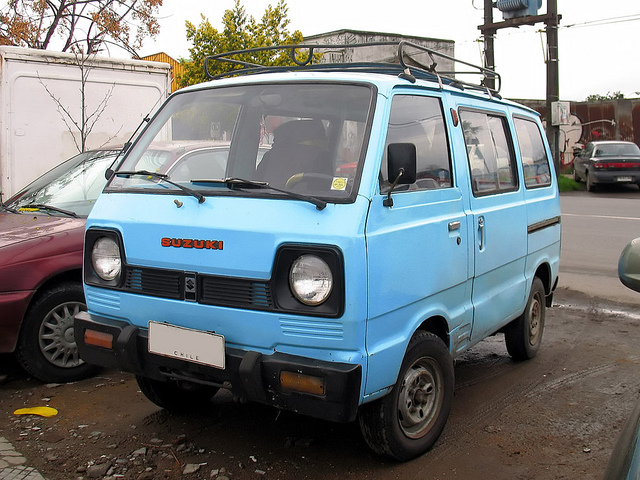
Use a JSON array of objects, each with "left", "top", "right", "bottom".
[
  {"left": 38, "top": 302, "right": 86, "bottom": 369},
  {"left": 398, "top": 360, "right": 443, "bottom": 439}
]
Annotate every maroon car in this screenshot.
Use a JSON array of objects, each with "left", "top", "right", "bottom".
[{"left": 0, "top": 149, "right": 120, "bottom": 382}]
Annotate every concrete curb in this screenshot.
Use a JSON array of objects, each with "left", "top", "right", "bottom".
[{"left": 0, "top": 437, "right": 45, "bottom": 480}]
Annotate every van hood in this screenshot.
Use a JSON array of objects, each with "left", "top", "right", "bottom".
[
  {"left": 86, "top": 193, "right": 369, "bottom": 279},
  {"left": 0, "top": 211, "right": 86, "bottom": 249}
]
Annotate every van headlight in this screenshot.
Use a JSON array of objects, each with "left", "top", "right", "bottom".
[
  {"left": 289, "top": 254, "right": 333, "bottom": 306},
  {"left": 91, "top": 237, "right": 122, "bottom": 282}
]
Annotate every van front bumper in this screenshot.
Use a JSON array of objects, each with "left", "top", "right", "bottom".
[{"left": 74, "top": 311, "right": 361, "bottom": 423}]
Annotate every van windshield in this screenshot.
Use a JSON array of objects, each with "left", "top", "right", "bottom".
[{"left": 109, "top": 83, "right": 374, "bottom": 202}]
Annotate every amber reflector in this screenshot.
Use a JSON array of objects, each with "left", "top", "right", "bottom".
[
  {"left": 84, "top": 330, "right": 113, "bottom": 349},
  {"left": 280, "top": 371, "right": 325, "bottom": 395}
]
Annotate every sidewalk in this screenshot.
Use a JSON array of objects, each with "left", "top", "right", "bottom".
[{"left": 0, "top": 437, "right": 45, "bottom": 480}]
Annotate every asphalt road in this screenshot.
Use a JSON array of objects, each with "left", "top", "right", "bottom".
[{"left": 559, "top": 184, "right": 640, "bottom": 305}]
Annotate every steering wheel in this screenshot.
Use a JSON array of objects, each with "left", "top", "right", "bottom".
[{"left": 285, "top": 172, "right": 335, "bottom": 190}]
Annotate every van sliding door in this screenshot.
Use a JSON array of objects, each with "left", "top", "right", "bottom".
[{"left": 459, "top": 108, "right": 527, "bottom": 343}]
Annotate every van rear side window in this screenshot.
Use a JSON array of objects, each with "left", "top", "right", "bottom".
[
  {"left": 513, "top": 116, "right": 552, "bottom": 188},
  {"left": 461, "top": 110, "right": 518, "bottom": 195},
  {"left": 380, "top": 95, "right": 452, "bottom": 193}
]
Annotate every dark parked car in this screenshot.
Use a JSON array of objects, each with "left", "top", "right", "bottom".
[
  {"left": 0, "top": 148, "right": 121, "bottom": 382},
  {"left": 602, "top": 237, "right": 640, "bottom": 479},
  {"left": 573, "top": 141, "right": 640, "bottom": 191}
]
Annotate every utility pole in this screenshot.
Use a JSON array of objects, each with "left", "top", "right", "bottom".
[
  {"left": 479, "top": 0, "right": 561, "bottom": 173},
  {"left": 546, "top": 0, "right": 561, "bottom": 173},
  {"left": 483, "top": 0, "right": 496, "bottom": 91}
]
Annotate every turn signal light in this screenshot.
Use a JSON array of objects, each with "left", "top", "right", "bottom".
[
  {"left": 84, "top": 329, "right": 114, "bottom": 349},
  {"left": 280, "top": 371, "right": 325, "bottom": 396}
]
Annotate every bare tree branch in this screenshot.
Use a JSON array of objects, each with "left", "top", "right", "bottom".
[
  {"left": 1, "top": 0, "right": 162, "bottom": 56},
  {"left": 36, "top": 52, "right": 120, "bottom": 152}
]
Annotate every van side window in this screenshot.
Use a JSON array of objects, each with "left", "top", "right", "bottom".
[
  {"left": 461, "top": 110, "right": 517, "bottom": 195},
  {"left": 514, "top": 117, "right": 552, "bottom": 188},
  {"left": 380, "top": 95, "right": 451, "bottom": 193}
]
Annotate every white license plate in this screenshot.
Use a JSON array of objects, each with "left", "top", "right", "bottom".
[
  {"left": 148, "top": 321, "right": 225, "bottom": 369},
  {"left": 616, "top": 176, "right": 632, "bottom": 182}
]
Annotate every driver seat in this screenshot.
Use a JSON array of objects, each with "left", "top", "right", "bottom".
[{"left": 255, "top": 119, "right": 331, "bottom": 189}]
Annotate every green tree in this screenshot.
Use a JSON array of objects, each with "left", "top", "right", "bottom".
[
  {"left": 178, "top": 0, "right": 304, "bottom": 88},
  {"left": 585, "top": 91, "right": 624, "bottom": 102}
]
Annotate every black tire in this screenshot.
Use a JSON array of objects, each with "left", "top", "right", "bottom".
[
  {"left": 136, "top": 375, "right": 219, "bottom": 412},
  {"left": 505, "top": 277, "right": 546, "bottom": 361},
  {"left": 358, "top": 331, "right": 454, "bottom": 461},
  {"left": 586, "top": 172, "right": 596, "bottom": 192},
  {"left": 16, "top": 282, "right": 100, "bottom": 383}
]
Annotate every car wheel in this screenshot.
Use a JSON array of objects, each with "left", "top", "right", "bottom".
[
  {"left": 586, "top": 172, "right": 597, "bottom": 192},
  {"left": 16, "top": 282, "right": 101, "bottom": 383},
  {"left": 573, "top": 167, "right": 581, "bottom": 182},
  {"left": 358, "top": 331, "right": 454, "bottom": 461},
  {"left": 136, "top": 376, "right": 219, "bottom": 412},
  {"left": 505, "top": 277, "right": 546, "bottom": 361}
]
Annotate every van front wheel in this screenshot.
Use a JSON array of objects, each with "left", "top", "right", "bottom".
[
  {"left": 505, "top": 277, "right": 546, "bottom": 361},
  {"left": 136, "top": 376, "right": 218, "bottom": 412},
  {"left": 358, "top": 331, "right": 454, "bottom": 461}
]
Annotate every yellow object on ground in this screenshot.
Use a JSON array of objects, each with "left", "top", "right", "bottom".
[{"left": 13, "top": 406, "right": 58, "bottom": 417}]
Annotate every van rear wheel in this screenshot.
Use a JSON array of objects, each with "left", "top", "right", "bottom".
[
  {"left": 505, "top": 277, "right": 546, "bottom": 361},
  {"left": 358, "top": 331, "right": 454, "bottom": 461}
]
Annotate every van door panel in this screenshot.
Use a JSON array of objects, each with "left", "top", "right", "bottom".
[
  {"left": 365, "top": 188, "right": 472, "bottom": 394},
  {"left": 459, "top": 108, "right": 528, "bottom": 343}
]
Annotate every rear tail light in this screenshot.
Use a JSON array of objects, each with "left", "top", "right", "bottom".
[{"left": 593, "top": 162, "right": 640, "bottom": 170}]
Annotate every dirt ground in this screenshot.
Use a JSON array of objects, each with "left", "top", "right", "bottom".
[{"left": 1, "top": 287, "right": 639, "bottom": 480}]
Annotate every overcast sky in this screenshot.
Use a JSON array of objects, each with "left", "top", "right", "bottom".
[{"left": 138, "top": 0, "right": 639, "bottom": 102}]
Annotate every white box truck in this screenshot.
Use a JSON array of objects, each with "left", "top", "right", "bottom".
[{"left": 0, "top": 46, "right": 172, "bottom": 199}]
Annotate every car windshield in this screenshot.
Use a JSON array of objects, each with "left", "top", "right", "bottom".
[
  {"left": 109, "top": 83, "right": 374, "bottom": 202},
  {"left": 6, "top": 150, "right": 120, "bottom": 217},
  {"left": 594, "top": 143, "right": 640, "bottom": 157}
]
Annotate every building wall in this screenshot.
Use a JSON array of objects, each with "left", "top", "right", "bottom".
[
  {"left": 304, "top": 29, "right": 455, "bottom": 75},
  {"left": 518, "top": 98, "right": 640, "bottom": 167}
]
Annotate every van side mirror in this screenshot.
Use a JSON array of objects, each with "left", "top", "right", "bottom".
[
  {"left": 382, "top": 143, "right": 416, "bottom": 207},
  {"left": 618, "top": 237, "right": 640, "bottom": 293},
  {"left": 383, "top": 143, "right": 417, "bottom": 207},
  {"left": 387, "top": 143, "right": 417, "bottom": 185}
]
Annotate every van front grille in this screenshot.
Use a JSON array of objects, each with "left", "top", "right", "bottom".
[
  {"left": 121, "top": 266, "right": 273, "bottom": 310},
  {"left": 200, "top": 277, "right": 273, "bottom": 309}
]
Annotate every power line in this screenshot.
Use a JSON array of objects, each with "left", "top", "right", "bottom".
[{"left": 563, "top": 14, "right": 640, "bottom": 29}]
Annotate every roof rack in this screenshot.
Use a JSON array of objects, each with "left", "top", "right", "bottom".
[{"left": 203, "top": 41, "right": 501, "bottom": 95}]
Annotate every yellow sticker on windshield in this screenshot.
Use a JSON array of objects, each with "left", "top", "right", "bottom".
[{"left": 331, "top": 177, "right": 348, "bottom": 191}]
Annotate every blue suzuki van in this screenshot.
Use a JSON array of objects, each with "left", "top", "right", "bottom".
[{"left": 75, "top": 42, "right": 561, "bottom": 461}]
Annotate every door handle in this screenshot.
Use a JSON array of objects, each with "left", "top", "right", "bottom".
[
  {"left": 478, "top": 216, "right": 485, "bottom": 250},
  {"left": 448, "top": 221, "right": 461, "bottom": 231}
]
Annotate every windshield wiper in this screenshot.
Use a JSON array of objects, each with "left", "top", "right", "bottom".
[
  {"left": 115, "top": 170, "right": 205, "bottom": 204},
  {"left": 190, "top": 177, "right": 327, "bottom": 210},
  {"left": 0, "top": 202, "right": 20, "bottom": 214},
  {"left": 22, "top": 204, "right": 79, "bottom": 218}
]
